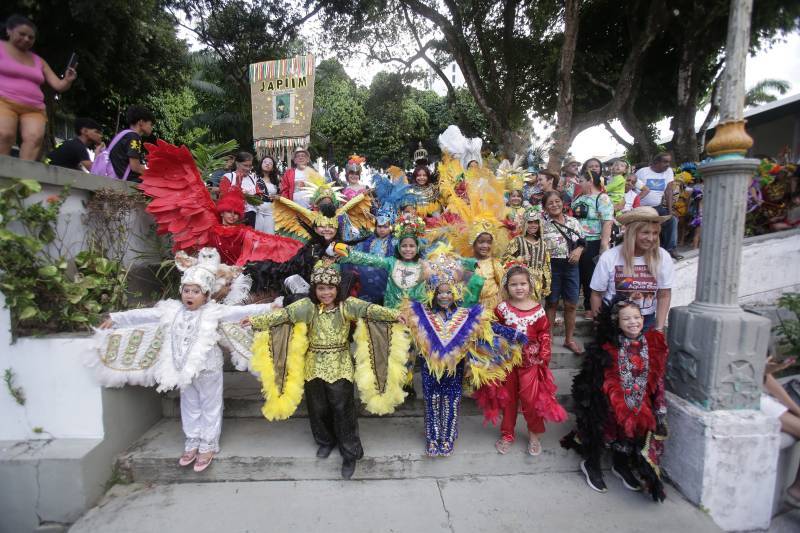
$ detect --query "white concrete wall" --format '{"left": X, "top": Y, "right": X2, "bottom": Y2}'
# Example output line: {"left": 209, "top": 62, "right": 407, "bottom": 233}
{"left": 664, "top": 392, "right": 781, "bottom": 531}
{"left": 672, "top": 228, "right": 800, "bottom": 308}
{"left": 0, "top": 294, "right": 105, "bottom": 441}
{"left": 0, "top": 155, "right": 154, "bottom": 267}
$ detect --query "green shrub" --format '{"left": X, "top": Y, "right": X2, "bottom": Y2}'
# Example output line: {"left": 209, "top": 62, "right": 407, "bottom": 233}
{"left": 0, "top": 179, "right": 129, "bottom": 336}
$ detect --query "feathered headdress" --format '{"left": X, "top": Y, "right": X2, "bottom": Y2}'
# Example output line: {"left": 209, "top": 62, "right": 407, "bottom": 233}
{"left": 303, "top": 169, "right": 344, "bottom": 207}
{"left": 216, "top": 186, "right": 245, "bottom": 218}
{"left": 345, "top": 154, "right": 366, "bottom": 174}
{"left": 441, "top": 172, "right": 509, "bottom": 257}
{"left": 386, "top": 165, "right": 407, "bottom": 184}
{"left": 422, "top": 243, "right": 466, "bottom": 305}
{"left": 496, "top": 155, "right": 529, "bottom": 192}
{"left": 180, "top": 264, "right": 216, "bottom": 294}
{"left": 393, "top": 213, "right": 426, "bottom": 241}
{"left": 373, "top": 174, "right": 414, "bottom": 226}
{"left": 438, "top": 125, "right": 483, "bottom": 170}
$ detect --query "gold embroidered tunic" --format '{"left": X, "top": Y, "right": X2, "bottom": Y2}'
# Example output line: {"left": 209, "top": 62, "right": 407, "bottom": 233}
{"left": 251, "top": 298, "right": 399, "bottom": 383}
{"left": 410, "top": 183, "right": 441, "bottom": 217}
{"left": 502, "top": 236, "right": 552, "bottom": 301}
{"left": 475, "top": 257, "right": 504, "bottom": 311}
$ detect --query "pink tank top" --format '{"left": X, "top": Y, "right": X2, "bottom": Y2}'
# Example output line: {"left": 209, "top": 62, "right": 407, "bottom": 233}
{"left": 0, "top": 43, "right": 45, "bottom": 109}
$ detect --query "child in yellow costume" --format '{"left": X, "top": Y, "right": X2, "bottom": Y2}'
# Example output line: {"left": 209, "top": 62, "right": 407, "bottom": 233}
{"left": 248, "top": 263, "right": 409, "bottom": 479}
{"left": 439, "top": 175, "right": 509, "bottom": 311}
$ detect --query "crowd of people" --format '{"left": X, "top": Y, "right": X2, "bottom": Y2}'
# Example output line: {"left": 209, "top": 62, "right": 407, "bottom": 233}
{"left": 86, "top": 124, "right": 680, "bottom": 501}
{"left": 5, "top": 11, "right": 797, "bottom": 508}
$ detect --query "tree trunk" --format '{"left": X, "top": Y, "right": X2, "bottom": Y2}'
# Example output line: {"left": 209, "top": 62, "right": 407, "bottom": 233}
{"left": 619, "top": 108, "right": 657, "bottom": 162}
{"left": 547, "top": 0, "right": 580, "bottom": 171}
{"left": 670, "top": 41, "right": 700, "bottom": 162}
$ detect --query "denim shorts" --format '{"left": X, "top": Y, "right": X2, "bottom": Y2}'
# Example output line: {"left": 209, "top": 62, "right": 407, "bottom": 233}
{"left": 547, "top": 258, "right": 580, "bottom": 304}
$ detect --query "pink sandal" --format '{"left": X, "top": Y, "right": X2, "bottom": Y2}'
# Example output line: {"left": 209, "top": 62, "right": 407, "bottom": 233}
{"left": 495, "top": 438, "right": 512, "bottom": 455}
{"left": 178, "top": 449, "right": 197, "bottom": 467}
{"left": 193, "top": 452, "right": 214, "bottom": 472}
{"left": 528, "top": 439, "right": 543, "bottom": 456}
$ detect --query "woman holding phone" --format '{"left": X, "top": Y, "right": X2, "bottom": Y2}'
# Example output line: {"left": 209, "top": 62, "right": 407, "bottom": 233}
{"left": 0, "top": 15, "right": 77, "bottom": 160}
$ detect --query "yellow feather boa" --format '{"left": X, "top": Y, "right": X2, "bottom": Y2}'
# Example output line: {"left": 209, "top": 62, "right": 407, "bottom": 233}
{"left": 251, "top": 323, "right": 308, "bottom": 421}
{"left": 353, "top": 319, "right": 410, "bottom": 415}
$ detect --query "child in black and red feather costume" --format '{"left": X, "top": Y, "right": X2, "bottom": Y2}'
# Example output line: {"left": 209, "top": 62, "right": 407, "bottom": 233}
{"left": 561, "top": 298, "right": 669, "bottom": 501}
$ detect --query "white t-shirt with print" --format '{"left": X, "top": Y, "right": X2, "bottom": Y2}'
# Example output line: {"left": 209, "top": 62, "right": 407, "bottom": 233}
{"left": 635, "top": 166, "right": 674, "bottom": 207}
{"left": 590, "top": 246, "right": 674, "bottom": 316}
{"left": 292, "top": 168, "right": 311, "bottom": 208}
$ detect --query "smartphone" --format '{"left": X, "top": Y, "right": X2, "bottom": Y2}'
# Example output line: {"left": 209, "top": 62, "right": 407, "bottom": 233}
{"left": 66, "top": 52, "right": 78, "bottom": 72}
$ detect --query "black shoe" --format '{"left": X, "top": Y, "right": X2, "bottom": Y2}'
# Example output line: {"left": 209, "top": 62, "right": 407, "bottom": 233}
{"left": 580, "top": 460, "right": 607, "bottom": 493}
{"left": 341, "top": 459, "right": 356, "bottom": 479}
{"left": 611, "top": 464, "right": 642, "bottom": 491}
{"left": 669, "top": 251, "right": 684, "bottom": 261}
{"left": 317, "top": 444, "right": 334, "bottom": 458}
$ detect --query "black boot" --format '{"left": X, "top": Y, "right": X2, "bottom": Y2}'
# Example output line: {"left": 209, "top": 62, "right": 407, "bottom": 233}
{"left": 580, "top": 459, "right": 607, "bottom": 493}
{"left": 317, "top": 444, "right": 335, "bottom": 458}
{"left": 341, "top": 459, "right": 356, "bottom": 479}
{"left": 612, "top": 452, "right": 641, "bottom": 491}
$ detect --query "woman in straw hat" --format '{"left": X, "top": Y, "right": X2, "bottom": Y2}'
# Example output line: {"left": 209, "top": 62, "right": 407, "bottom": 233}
{"left": 588, "top": 207, "right": 675, "bottom": 332}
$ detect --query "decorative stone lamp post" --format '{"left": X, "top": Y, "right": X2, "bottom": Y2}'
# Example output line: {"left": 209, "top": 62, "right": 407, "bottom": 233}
{"left": 662, "top": 1, "right": 779, "bottom": 530}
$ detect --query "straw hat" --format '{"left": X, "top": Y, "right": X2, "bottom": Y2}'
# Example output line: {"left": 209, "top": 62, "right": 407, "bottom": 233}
{"left": 561, "top": 156, "right": 579, "bottom": 170}
{"left": 616, "top": 206, "right": 671, "bottom": 225}
{"left": 293, "top": 146, "right": 310, "bottom": 158}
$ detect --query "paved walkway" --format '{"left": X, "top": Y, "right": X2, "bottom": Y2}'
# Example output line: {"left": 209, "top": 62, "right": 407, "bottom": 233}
{"left": 71, "top": 473, "right": 720, "bottom": 533}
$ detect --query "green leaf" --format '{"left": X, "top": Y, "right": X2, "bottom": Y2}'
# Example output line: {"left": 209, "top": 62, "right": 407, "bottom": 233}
{"left": 37, "top": 265, "right": 59, "bottom": 278}
{"left": 18, "top": 179, "right": 42, "bottom": 194}
{"left": 70, "top": 314, "right": 89, "bottom": 323}
{"left": 65, "top": 286, "right": 88, "bottom": 304}
{"left": 19, "top": 306, "right": 37, "bottom": 320}
{"left": 0, "top": 229, "right": 16, "bottom": 241}
{"left": 77, "top": 276, "right": 101, "bottom": 289}
{"left": 94, "top": 258, "right": 113, "bottom": 275}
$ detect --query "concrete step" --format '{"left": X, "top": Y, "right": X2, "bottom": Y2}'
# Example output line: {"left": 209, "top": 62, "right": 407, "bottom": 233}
{"left": 116, "top": 415, "right": 581, "bottom": 484}
{"left": 162, "top": 368, "right": 579, "bottom": 418}
{"left": 550, "top": 314, "right": 595, "bottom": 338}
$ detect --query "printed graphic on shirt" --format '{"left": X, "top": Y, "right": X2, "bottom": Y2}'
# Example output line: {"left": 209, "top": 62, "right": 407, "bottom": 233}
{"left": 644, "top": 177, "right": 667, "bottom": 191}
{"left": 613, "top": 265, "right": 658, "bottom": 315}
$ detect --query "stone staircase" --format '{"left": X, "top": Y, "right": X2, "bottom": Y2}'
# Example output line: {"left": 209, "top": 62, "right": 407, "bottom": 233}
{"left": 116, "top": 316, "right": 595, "bottom": 484}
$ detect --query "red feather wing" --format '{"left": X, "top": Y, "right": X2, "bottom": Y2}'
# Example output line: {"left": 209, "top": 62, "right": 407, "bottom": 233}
{"left": 235, "top": 227, "right": 304, "bottom": 266}
{"left": 138, "top": 140, "right": 219, "bottom": 252}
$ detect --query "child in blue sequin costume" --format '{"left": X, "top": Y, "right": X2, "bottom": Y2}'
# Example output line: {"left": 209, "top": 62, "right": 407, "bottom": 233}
{"left": 401, "top": 245, "right": 524, "bottom": 456}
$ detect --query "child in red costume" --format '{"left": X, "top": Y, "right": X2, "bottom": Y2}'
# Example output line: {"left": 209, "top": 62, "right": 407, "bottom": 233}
{"left": 561, "top": 299, "right": 669, "bottom": 501}
{"left": 491, "top": 263, "right": 567, "bottom": 456}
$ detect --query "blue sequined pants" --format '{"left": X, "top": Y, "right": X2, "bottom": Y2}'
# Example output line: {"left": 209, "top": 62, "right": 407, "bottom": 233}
{"left": 422, "top": 360, "right": 464, "bottom": 456}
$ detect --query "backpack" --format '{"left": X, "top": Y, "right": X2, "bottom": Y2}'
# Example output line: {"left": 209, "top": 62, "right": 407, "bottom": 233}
{"left": 90, "top": 129, "right": 134, "bottom": 180}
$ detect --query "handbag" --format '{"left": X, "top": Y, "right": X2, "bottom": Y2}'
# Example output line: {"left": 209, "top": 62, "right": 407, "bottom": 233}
{"left": 550, "top": 219, "right": 585, "bottom": 253}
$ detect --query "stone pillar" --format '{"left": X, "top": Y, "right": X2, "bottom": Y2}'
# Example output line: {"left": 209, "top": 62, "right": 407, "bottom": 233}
{"left": 662, "top": 0, "right": 780, "bottom": 530}
{"left": 667, "top": 158, "right": 771, "bottom": 410}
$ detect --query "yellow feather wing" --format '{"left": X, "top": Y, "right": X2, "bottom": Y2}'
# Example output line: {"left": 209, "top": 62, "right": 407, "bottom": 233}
{"left": 274, "top": 196, "right": 313, "bottom": 242}
{"left": 337, "top": 192, "right": 375, "bottom": 233}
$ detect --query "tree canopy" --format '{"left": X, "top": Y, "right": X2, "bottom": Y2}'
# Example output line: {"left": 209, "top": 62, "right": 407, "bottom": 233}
{"left": 2, "top": 1, "right": 190, "bottom": 138}
{"left": 318, "top": 0, "right": 800, "bottom": 164}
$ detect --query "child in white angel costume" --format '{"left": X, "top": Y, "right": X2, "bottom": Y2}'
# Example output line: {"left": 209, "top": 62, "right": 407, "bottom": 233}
{"left": 88, "top": 255, "right": 281, "bottom": 472}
